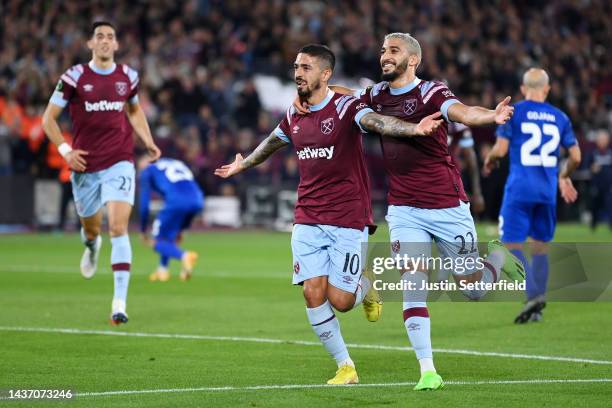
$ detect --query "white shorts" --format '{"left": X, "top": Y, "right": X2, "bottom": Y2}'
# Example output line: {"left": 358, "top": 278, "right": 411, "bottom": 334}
{"left": 71, "top": 161, "right": 135, "bottom": 218}
{"left": 291, "top": 224, "right": 368, "bottom": 293}
{"left": 386, "top": 202, "right": 480, "bottom": 276}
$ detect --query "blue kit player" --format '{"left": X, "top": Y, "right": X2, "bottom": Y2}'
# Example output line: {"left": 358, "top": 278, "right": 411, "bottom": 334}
{"left": 484, "top": 68, "right": 582, "bottom": 323}
{"left": 138, "top": 157, "right": 204, "bottom": 281}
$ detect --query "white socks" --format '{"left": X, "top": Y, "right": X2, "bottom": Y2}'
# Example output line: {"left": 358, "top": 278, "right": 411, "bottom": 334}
{"left": 353, "top": 275, "right": 371, "bottom": 308}
{"left": 402, "top": 271, "right": 436, "bottom": 373}
{"left": 483, "top": 249, "right": 505, "bottom": 283}
{"left": 306, "top": 300, "right": 352, "bottom": 367}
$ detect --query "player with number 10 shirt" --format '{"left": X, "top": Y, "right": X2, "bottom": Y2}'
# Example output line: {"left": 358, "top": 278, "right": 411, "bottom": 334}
{"left": 215, "top": 44, "right": 443, "bottom": 385}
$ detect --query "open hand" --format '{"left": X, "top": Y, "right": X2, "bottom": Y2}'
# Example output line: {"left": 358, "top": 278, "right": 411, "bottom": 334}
{"left": 494, "top": 96, "right": 514, "bottom": 124}
{"left": 482, "top": 154, "right": 499, "bottom": 176}
{"left": 415, "top": 112, "right": 443, "bottom": 136}
{"left": 559, "top": 177, "right": 578, "bottom": 203}
{"left": 214, "top": 153, "right": 245, "bottom": 178}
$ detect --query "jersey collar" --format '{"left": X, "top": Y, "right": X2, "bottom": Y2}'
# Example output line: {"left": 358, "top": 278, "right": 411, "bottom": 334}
{"left": 389, "top": 77, "right": 421, "bottom": 95}
{"left": 309, "top": 89, "right": 335, "bottom": 112}
{"left": 89, "top": 61, "right": 116, "bottom": 75}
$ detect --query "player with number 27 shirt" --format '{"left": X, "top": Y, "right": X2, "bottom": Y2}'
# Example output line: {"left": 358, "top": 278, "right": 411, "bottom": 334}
{"left": 41, "top": 21, "right": 161, "bottom": 325}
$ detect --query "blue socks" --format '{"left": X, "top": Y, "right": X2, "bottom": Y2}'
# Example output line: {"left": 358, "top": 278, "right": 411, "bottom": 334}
{"left": 154, "top": 240, "right": 184, "bottom": 261}
{"left": 111, "top": 234, "right": 132, "bottom": 309}
{"left": 531, "top": 254, "right": 549, "bottom": 299}
{"left": 160, "top": 255, "right": 170, "bottom": 268}
{"left": 512, "top": 249, "right": 548, "bottom": 300}
{"left": 306, "top": 300, "right": 352, "bottom": 367}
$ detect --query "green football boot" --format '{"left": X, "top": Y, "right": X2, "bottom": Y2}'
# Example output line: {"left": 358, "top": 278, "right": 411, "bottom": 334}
{"left": 414, "top": 371, "right": 444, "bottom": 391}
{"left": 487, "top": 240, "right": 526, "bottom": 282}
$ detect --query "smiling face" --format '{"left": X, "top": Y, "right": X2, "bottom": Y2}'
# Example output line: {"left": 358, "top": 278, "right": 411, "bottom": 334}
{"left": 380, "top": 37, "right": 418, "bottom": 82}
{"left": 293, "top": 53, "right": 331, "bottom": 99}
{"left": 87, "top": 24, "right": 118, "bottom": 62}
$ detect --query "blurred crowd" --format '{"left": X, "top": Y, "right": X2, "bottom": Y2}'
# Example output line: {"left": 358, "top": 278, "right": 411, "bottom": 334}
{"left": 1, "top": 0, "right": 611, "bottom": 223}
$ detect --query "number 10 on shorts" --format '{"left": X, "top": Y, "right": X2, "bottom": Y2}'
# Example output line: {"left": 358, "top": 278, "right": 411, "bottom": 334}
{"left": 343, "top": 252, "right": 360, "bottom": 275}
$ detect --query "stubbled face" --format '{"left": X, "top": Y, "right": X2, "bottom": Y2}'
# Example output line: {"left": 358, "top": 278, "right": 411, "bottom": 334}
{"left": 294, "top": 53, "right": 327, "bottom": 98}
{"left": 88, "top": 25, "right": 118, "bottom": 61}
{"left": 380, "top": 38, "right": 410, "bottom": 81}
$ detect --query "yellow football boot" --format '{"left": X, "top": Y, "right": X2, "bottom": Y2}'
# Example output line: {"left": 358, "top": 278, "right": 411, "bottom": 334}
{"left": 149, "top": 267, "right": 170, "bottom": 282}
{"left": 326, "top": 365, "right": 359, "bottom": 385}
{"left": 180, "top": 251, "right": 198, "bottom": 281}
{"left": 362, "top": 268, "right": 383, "bottom": 322}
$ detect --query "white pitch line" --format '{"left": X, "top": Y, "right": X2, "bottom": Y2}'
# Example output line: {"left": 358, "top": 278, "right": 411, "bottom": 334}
{"left": 73, "top": 378, "right": 612, "bottom": 397}
{"left": 0, "top": 265, "right": 285, "bottom": 278}
{"left": 1, "top": 326, "right": 611, "bottom": 366}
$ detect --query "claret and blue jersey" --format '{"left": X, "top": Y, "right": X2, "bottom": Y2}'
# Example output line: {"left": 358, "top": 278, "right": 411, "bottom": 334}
{"left": 496, "top": 100, "right": 577, "bottom": 242}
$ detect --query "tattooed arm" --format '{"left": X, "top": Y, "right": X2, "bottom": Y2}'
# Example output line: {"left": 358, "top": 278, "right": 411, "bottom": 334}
{"left": 214, "top": 132, "right": 289, "bottom": 178}
{"left": 359, "top": 111, "right": 443, "bottom": 137}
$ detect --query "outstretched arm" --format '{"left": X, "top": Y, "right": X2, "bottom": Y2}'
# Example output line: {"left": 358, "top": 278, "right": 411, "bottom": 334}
{"left": 293, "top": 85, "right": 357, "bottom": 115}
{"left": 359, "top": 111, "right": 443, "bottom": 137}
{"left": 214, "top": 132, "right": 289, "bottom": 178}
{"left": 329, "top": 85, "right": 356, "bottom": 96}
{"left": 448, "top": 96, "right": 514, "bottom": 127}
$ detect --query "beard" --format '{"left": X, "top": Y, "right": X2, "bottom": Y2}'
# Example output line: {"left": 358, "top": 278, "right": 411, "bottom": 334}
{"left": 297, "top": 87, "right": 311, "bottom": 98}
{"left": 296, "top": 78, "right": 321, "bottom": 98}
{"left": 381, "top": 59, "right": 408, "bottom": 81}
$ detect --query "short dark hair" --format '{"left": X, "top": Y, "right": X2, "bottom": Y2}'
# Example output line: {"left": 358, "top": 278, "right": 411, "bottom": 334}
{"left": 91, "top": 21, "right": 116, "bottom": 37}
{"left": 297, "top": 44, "right": 335, "bottom": 71}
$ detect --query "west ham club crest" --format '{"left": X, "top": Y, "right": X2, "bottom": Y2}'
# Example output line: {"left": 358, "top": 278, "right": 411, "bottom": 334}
{"left": 392, "top": 240, "right": 401, "bottom": 253}
{"left": 115, "top": 81, "right": 128, "bottom": 96}
{"left": 403, "top": 98, "right": 417, "bottom": 115}
{"left": 321, "top": 118, "right": 334, "bottom": 135}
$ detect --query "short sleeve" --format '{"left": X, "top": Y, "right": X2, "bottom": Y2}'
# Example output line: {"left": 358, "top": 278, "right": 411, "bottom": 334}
{"left": 273, "top": 107, "right": 293, "bottom": 143}
{"left": 560, "top": 115, "right": 577, "bottom": 148}
{"left": 496, "top": 119, "right": 513, "bottom": 140}
{"left": 420, "top": 81, "right": 461, "bottom": 121}
{"left": 50, "top": 65, "right": 83, "bottom": 108}
{"left": 123, "top": 65, "right": 140, "bottom": 104}
{"left": 336, "top": 96, "right": 373, "bottom": 133}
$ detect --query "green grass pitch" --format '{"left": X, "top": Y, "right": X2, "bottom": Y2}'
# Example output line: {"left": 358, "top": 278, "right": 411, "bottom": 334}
{"left": 0, "top": 224, "right": 611, "bottom": 407}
